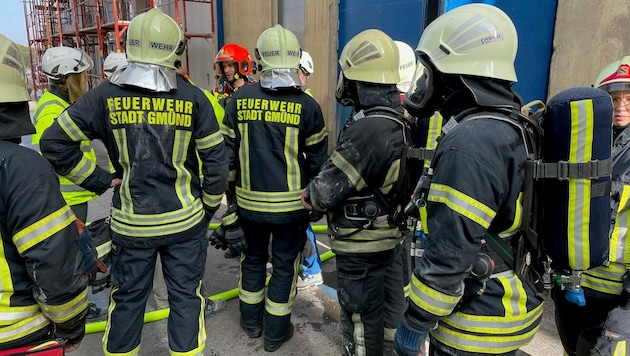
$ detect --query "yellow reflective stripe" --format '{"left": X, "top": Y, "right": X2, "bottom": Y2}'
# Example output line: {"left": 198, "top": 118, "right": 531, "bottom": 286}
{"left": 239, "top": 287, "right": 265, "bottom": 305}
{"left": 13, "top": 205, "right": 75, "bottom": 254}
{"left": 265, "top": 251, "right": 301, "bottom": 316}
{"left": 96, "top": 240, "right": 112, "bottom": 259}
{"left": 222, "top": 211, "right": 238, "bottom": 225}
{"left": 59, "top": 183, "right": 89, "bottom": 193}
{"left": 428, "top": 183, "right": 496, "bottom": 229}
{"left": 497, "top": 274, "right": 527, "bottom": 316}
{"left": 0, "top": 313, "right": 49, "bottom": 343}
{"left": 113, "top": 199, "right": 203, "bottom": 225}
{"left": 432, "top": 318, "right": 540, "bottom": 354}
{"left": 39, "top": 287, "right": 88, "bottom": 323}
{"left": 425, "top": 112, "right": 443, "bottom": 169}
{"left": 195, "top": 130, "right": 224, "bottom": 150}
{"left": 330, "top": 238, "right": 402, "bottom": 254}
{"left": 202, "top": 192, "right": 223, "bottom": 209}
{"left": 57, "top": 111, "right": 90, "bottom": 142}
{"left": 236, "top": 196, "right": 304, "bottom": 213}
{"left": 611, "top": 185, "right": 630, "bottom": 265}
{"left": 222, "top": 125, "right": 236, "bottom": 139}
{"left": 502, "top": 193, "right": 523, "bottom": 234}
{"left": 330, "top": 151, "right": 367, "bottom": 191}
{"left": 184, "top": 280, "right": 206, "bottom": 356}
{"left": 238, "top": 123, "right": 251, "bottom": 189}
{"left": 235, "top": 187, "right": 304, "bottom": 212}
{"left": 228, "top": 170, "right": 236, "bottom": 181}
{"left": 409, "top": 274, "right": 460, "bottom": 316}
{"left": 582, "top": 263, "right": 626, "bottom": 294}
{"left": 0, "top": 305, "right": 38, "bottom": 325}
{"left": 112, "top": 209, "right": 205, "bottom": 237}
{"left": 113, "top": 129, "right": 133, "bottom": 214}
{"left": 236, "top": 188, "right": 302, "bottom": 202}
{"left": 380, "top": 159, "right": 400, "bottom": 195}
{"left": 614, "top": 340, "right": 627, "bottom": 356}
{"left": 403, "top": 283, "right": 410, "bottom": 299}
{"left": 305, "top": 127, "right": 327, "bottom": 146}
{"left": 63, "top": 155, "right": 97, "bottom": 185}
{"left": 104, "top": 344, "right": 140, "bottom": 356}
{"left": 352, "top": 313, "right": 367, "bottom": 355}
{"left": 285, "top": 126, "right": 300, "bottom": 192}
{"left": 32, "top": 98, "right": 67, "bottom": 126}
{"left": 384, "top": 327, "right": 396, "bottom": 342}
{"left": 568, "top": 99, "right": 594, "bottom": 270}
{"left": 173, "top": 131, "right": 195, "bottom": 206}
{"left": 0, "top": 235, "right": 12, "bottom": 309}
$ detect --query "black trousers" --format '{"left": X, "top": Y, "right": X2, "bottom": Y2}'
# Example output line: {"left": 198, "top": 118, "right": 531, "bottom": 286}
{"left": 103, "top": 234, "right": 208, "bottom": 354}
{"left": 239, "top": 218, "right": 308, "bottom": 341}
{"left": 337, "top": 244, "right": 405, "bottom": 356}
{"left": 552, "top": 286, "right": 620, "bottom": 356}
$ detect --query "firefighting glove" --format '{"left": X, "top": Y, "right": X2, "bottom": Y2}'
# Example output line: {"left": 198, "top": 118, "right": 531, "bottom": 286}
{"left": 77, "top": 220, "right": 107, "bottom": 284}
{"left": 208, "top": 225, "right": 228, "bottom": 250}
{"left": 593, "top": 307, "right": 630, "bottom": 355}
{"left": 394, "top": 317, "right": 429, "bottom": 356}
{"left": 223, "top": 222, "right": 247, "bottom": 255}
{"left": 308, "top": 209, "right": 324, "bottom": 222}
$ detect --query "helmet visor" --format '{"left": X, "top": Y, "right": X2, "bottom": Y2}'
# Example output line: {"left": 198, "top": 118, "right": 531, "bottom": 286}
{"left": 600, "top": 82, "right": 630, "bottom": 94}
{"left": 404, "top": 58, "right": 433, "bottom": 110}
{"left": 76, "top": 49, "right": 94, "bottom": 72}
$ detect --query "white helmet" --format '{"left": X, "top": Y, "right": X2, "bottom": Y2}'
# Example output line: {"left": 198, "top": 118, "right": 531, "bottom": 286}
{"left": 394, "top": 41, "right": 416, "bottom": 93}
{"left": 103, "top": 52, "right": 128, "bottom": 77}
{"left": 41, "top": 46, "right": 93, "bottom": 81}
{"left": 299, "top": 51, "right": 314, "bottom": 75}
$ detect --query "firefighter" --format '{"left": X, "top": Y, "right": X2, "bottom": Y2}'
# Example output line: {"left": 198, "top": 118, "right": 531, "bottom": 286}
{"left": 221, "top": 24, "right": 328, "bottom": 352}
{"left": 209, "top": 42, "right": 255, "bottom": 259}
{"left": 213, "top": 43, "right": 256, "bottom": 107}
{"left": 0, "top": 33, "right": 89, "bottom": 353}
{"left": 303, "top": 29, "right": 411, "bottom": 356}
{"left": 103, "top": 52, "right": 128, "bottom": 78}
{"left": 551, "top": 57, "right": 630, "bottom": 356}
{"left": 39, "top": 8, "right": 227, "bottom": 355}
{"left": 392, "top": 4, "right": 544, "bottom": 355}
{"left": 31, "top": 46, "right": 97, "bottom": 222}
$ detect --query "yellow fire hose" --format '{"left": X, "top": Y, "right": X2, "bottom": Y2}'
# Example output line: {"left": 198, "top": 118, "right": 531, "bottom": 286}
{"left": 85, "top": 224, "right": 334, "bottom": 334}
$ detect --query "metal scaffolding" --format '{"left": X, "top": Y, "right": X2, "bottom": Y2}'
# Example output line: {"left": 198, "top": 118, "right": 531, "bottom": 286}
{"left": 23, "top": 0, "right": 215, "bottom": 100}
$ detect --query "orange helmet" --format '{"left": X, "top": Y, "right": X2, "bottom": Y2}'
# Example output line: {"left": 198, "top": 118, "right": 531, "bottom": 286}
{"left": 215, "top": 43, "right": 253, "bottom": 79}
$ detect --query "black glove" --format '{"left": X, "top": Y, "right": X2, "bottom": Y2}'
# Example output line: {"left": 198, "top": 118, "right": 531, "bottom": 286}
{"left": 208, "top": 225, "right": 228, "bottom": 250}
{"left": 224, "top": 222, "right": 247, "bottom": 254}
{"left": 77, "top": 220, "right": 106, "bottom": 284}
{"left": 593, "top": 307, "right": 630, "bottom": 355}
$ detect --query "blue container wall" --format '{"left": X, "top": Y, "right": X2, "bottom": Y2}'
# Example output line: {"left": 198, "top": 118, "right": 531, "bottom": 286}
{"left": 338, "top": 0, "right": 557, "bottom": 104}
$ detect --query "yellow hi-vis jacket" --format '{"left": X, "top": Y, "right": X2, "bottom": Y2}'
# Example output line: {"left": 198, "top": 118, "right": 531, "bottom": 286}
{"left": 31, "top": 90, "right": 99, "bottom": 207}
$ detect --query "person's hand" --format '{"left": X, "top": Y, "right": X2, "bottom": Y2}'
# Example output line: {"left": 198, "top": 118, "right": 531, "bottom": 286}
{"left": 224, "top": 224, "right": 247, "bottom": 254}
{"left": 64, "top": 341, "right": 81, "bottom": 353}
{"left": 208, "top": 225, "right": 228, "bottom": 250}
{"left": 110, "top": 178, "right": 122, "bottom": 187}
{"left": 301, "top": 189, "right": 313, "bottom": 210}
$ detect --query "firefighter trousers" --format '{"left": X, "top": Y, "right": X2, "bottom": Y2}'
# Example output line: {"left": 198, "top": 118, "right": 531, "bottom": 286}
{"left": 103, "top": 234, "right": 208, "bottom": 355}
{"left": 337, "top": 244, "right": 405, "bottom": 356}
{"left": 239, "top": 218, "right": 308, "bottom": 341}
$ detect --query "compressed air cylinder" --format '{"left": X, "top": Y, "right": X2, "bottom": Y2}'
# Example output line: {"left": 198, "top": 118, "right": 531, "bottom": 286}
{"left": 541, "top": 87, "right": 612, "bottom": 271}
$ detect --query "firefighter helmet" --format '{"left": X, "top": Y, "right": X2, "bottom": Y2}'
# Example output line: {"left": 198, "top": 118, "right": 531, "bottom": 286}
{"left": 415, "top": 3, "right": 518, "bottom": 82}
{"left": 215, "top": 43, "right": 253, "bottom": 78}
{"left": 594, "top": 56, "right": 630, "bottom": 93}
{"left": 255, "top": 24, "right": 301, "bottom": 72}
{"left": 395, "top": 40, "right": 416, "bottom": 93}
{"left": 338, "top": 29, "right": 400, "bottom": 85}
{"left": 126, "top": 8, "right": 186, "bottom": 69}
{"left": 41, "top": 46, "right": 94, "bottom": 82}
{"left": 103, "top": 52, "right": 128, "bottom": 77}
{"left": 299, "top": 50, "right": 314, "bottom": 75}
{"left": 0, "top": 33, "right": 30, "bottom": 103}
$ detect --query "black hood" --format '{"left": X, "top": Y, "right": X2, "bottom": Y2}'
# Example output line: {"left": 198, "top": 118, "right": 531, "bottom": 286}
{"left": 355, "top": 82, "right": 403, "bottom": 112}
{"left": 439, "top": 76, "right": 522, "bottom": 119}
{"left": 0, "top": 102, "right": 34, "bottom": 140}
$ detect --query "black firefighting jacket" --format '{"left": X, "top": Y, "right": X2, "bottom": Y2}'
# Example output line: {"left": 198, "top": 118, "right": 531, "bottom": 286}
{"left": 308, "top": 106, "right": 410, "bottom": 254}
{"left": 405, "top": 103, "right": 544, "bottom": 352}
{"left": 40, "top": 75, "right": 228, "bottom": 248}
{"left": 0, "top": 141, "right": 88, "bottom": 348}
{"left": 222, "top": 83, "right": 328, "bottom": 224}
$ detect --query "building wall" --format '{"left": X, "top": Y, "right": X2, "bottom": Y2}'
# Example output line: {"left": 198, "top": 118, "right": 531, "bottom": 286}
{"left": 548, "top": 0, "right": 630, "bottom": 98}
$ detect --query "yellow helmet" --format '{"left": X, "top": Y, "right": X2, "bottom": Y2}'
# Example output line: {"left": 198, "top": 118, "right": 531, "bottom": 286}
{"left": 395, "top": 40, "right": 416, "bottom": 93}
{"left": 339, "top": 29, "right": 399, "bottom": 84}
{"left": 126, "top": 8, "right": 186, "bottom": 69}
{"left": 255, "top": 24, "right": 301, "bottom": 71}
{"left": 0, "top": 33, "right": 30, "bottom": 103}
{"left": 594, "top": 56, "right": 630, "bottom": 93}
{"left": 416, "top": 3, "right": 518, "bottom": 82}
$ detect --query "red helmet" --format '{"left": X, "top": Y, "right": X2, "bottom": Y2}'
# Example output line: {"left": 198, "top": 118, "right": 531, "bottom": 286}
{"left": 215, "top": 43, "right": 253, "bottom": 78}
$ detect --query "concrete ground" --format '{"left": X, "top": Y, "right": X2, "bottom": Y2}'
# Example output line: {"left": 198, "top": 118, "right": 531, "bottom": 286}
{"left": 23, "top": 104, "right": 564, "bottom": 355}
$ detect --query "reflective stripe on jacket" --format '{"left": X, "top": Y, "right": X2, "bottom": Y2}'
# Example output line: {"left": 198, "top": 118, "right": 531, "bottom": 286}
{"left": 32, "top": 90, "right": 99, "bottom": 206}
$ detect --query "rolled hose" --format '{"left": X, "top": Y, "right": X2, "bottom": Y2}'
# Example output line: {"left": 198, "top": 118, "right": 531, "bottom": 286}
{"left": 85, "top": 224, "right": 333, "bottom": 334}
